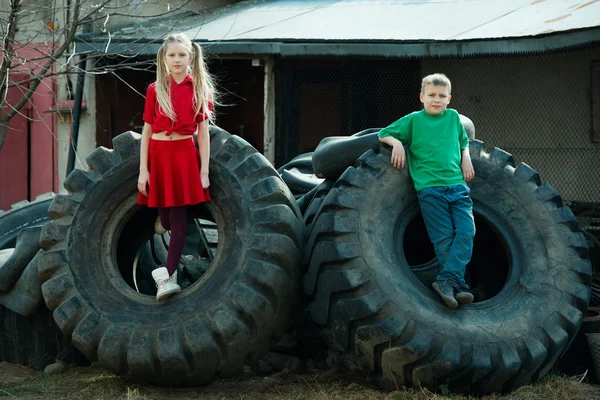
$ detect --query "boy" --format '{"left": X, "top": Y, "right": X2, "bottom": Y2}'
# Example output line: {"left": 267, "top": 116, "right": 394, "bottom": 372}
{"left": 378, "top": 73, "right": 475, "bottom": 309}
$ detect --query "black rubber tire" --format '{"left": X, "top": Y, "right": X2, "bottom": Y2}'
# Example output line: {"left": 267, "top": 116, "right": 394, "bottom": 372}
{"left": 0, "top": 304, "right": 89, "bottom": 370}
{"left": 0, "top": 193, "right": 87, "bottom": 370}
{"left": 279, "top": 168, "right": 324, "bottom": 198}
{"left": 459, "top": 114, "right": 476, "bottom": 140}
{"left": 352, "top": 128, "right": 383, "bottom": 138}
{"left": 302, "top": 179, "right": 335, "bottom": 230}
{"left": 0, "top": 194, "right": 54, "bottom": 314}
{"left": 303, "top": 140, "right": 591, "bottom": 394}
{"left": 37, "top": 127, "right": 304, "bottom": 386}
{"left": 0, "top": 193, "right": 54, "bottom": 249}
{"left": 0, "top": 237, "right": 45, "bottom": 317}
{"left": 313, "top": 116, "right": 475, "bottom": 179}
{"left": 584, "top": 307, "right": 600, "bottom": 334}
{"left": 0, "top": 226, "right": 42, "bottom": 292}
{"left": 276, "top": 152, "right": 314, "bottom": 176}
{"left": 295, "top": 184, "right": 320, "bottom": 216}
{"left": 312, "top": 132, "right": 380, "bottom": 179}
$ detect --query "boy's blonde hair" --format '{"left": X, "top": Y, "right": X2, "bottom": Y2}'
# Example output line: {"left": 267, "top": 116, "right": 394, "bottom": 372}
{"left": 421, "top": 73, "right": 451, "bottom": 94}
{"left": 155, "top": 33, "right": 217, "bottom": 124}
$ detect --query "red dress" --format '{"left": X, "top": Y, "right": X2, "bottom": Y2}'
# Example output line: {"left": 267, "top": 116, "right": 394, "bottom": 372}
{"left": 137, "top": 75, "right": 211, "bottom": 208}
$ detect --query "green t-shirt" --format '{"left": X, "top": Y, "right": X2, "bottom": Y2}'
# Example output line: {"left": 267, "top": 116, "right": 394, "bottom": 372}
{"left": 378, "top": 109, "right": 469, "bottom": 191}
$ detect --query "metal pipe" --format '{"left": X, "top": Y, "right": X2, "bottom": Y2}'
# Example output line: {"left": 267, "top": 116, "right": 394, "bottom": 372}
{"left": 66, "top": 55, "right": 87, "bottom": 176}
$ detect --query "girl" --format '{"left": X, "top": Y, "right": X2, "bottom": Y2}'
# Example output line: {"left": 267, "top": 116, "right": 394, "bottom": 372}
{"left": 137, "top": 33, "right": 216, "bottom": 302}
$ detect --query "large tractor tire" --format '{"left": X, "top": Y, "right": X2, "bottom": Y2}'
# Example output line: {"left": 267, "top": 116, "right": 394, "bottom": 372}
{"left": 303, "top": 140, "right": 591, "bottom": 394}
{"left": 0, "top": 193, "right": 54, "bottom": 248}
{"left": 0, "top": 193, "right": 86, "bottom": 370}
{"left": 0, "top": 196, "right": 53, "bottom": 314}
{"left": 0, "top": 303, "right": 88, "bottom": 370}
{"left": 37, "top": 127, "right": 304, "bottom": 386}
{"left": 312, "top": 115, "right": 475, "bottom": 179}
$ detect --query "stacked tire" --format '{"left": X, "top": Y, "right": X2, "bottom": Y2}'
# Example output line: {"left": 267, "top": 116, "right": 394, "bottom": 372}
{"left": 0, "top": 120, "right": 591, "bottom": 395}
{"left": 0, "top": 194, "right": 86, "bottom": 370}
{"left": 278, "top": 122, "right": 592, "bottom": 394}
{"left": 37, "top": 127, "right": 304, "bottom": 385}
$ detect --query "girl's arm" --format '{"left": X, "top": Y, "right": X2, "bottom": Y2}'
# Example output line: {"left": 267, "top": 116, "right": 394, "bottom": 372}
{"left": 198, "top": 119, "right": 210, "bottom": 188}
{"left": 137, "top": 122, "right": 152, "bottom": 196}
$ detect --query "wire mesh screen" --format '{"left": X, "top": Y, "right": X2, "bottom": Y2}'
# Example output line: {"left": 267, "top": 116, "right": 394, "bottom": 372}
{"left": 275, "top": 47, "right": 600, "bottom": 205}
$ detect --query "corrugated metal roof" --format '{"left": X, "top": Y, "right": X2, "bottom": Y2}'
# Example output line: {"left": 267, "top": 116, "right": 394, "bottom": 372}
{"left": 76, "top": 0, "right": 600, "bottom": 57}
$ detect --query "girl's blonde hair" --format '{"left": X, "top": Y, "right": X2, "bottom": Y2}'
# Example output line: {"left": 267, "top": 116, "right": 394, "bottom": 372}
{"left": 155, "top": 33, "right": 217, "bottom": 124}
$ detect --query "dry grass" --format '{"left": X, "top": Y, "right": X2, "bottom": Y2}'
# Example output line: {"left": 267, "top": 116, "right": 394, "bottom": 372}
{"left": 1, "top": 364, "right": 599, "bottom": 400}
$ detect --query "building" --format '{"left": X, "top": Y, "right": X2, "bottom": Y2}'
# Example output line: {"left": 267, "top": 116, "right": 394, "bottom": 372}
{"left": 0, "top": 0, "right": 236, "bottom": 209}
{"left": 67, "top": 0, "right": 600, "bottom": 203}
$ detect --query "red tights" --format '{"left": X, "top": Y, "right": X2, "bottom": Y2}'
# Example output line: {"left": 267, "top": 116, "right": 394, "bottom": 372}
{"left": 158, "top": 206, "right": 187, "bottom": 275}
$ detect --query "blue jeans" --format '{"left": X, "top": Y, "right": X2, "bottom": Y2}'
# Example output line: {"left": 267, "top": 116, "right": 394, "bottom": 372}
{"left": 417, "top": 185, "right": 475, "bottom": 285}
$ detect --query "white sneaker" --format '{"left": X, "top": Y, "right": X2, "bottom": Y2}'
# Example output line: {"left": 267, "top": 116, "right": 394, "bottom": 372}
{"left": 154, "top": 216, "right": 167, "bottom": 235}
{"left": 151, "top": 267, "right": 180, "bottom": 302}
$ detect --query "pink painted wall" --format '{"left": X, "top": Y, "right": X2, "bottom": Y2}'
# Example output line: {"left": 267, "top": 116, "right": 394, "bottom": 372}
{"left": 0, "top": 44, "right": 58, "bottom": 209}
{"left": 0, "top": 75, "right": 29, "bottom": 209}
{"left": 17, "top": 45, "right": 58, "bottom": 197}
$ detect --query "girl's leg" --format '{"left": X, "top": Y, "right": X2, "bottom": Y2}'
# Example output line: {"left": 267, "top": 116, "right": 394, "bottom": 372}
{"left": 158, "top": 208, "right": 171, "bottom": 230}
{"left": 165, "top": 206, "right": 187, "bottom": 275}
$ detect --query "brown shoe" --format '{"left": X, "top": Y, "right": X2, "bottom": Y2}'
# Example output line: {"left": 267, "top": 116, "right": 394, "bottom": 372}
{"left": 455, "top": 282, "right": 474, "bottom": 305}
{"left": 432, "top": 280, "right": 458, "bottom": 309}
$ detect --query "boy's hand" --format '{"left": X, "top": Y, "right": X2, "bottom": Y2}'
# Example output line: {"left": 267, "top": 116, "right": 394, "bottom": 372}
{"left": 461, "top": 157, "right": 475, "bottom": 182}
{"left": 391, "top": 143, "right": 406, "bottom": 169}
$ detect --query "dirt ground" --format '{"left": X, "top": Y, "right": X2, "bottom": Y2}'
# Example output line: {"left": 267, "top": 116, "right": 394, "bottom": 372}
{"left": 1, "top": 362, "right": 600, "bottom": 400}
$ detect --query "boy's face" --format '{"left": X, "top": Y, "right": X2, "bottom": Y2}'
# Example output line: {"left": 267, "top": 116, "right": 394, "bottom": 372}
{"left": 420, "top": 84, "right": 451, "bottom": 116}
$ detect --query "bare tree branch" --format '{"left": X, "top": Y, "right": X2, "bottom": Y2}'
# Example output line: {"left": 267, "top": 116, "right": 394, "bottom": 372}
{"left": 0, "top": 0, "right": 21, "bottom": 110}
{"left": 0, "top": 1, "right": 81, "bottom": 145}
{"left": 0, "top": 0, "right": 208, "bottom": 151}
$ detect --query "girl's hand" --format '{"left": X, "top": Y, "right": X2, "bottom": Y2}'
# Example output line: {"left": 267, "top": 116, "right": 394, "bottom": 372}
{"left": 137, "top": 171, "right": 150, "bottom": 196}
{"left": 201, "top": 172, "right": 210, "bottom": 188}
{"left": 391, "top": 143, "right": 406, "bottom": 169}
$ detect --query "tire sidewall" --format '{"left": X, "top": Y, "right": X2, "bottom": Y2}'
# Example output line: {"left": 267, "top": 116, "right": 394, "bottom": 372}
{"left": 355, "top": 147, "right": 577, "bottom": 344}
{"left": 66, "top": 155, "right": 254, "bottom": 329}
{"left": 0, "top": 197, "right": 53, "bottom": 249}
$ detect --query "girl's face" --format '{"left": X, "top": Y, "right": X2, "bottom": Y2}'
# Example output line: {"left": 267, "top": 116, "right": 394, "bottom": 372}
{"left": 164, "top": 43, "right": 192, "bottom": 76}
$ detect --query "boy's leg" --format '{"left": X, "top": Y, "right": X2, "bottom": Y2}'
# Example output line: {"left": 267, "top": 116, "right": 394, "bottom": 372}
{"left": 445, "top": 185, "right": 475, "bottom": 304}
{"left": 417, "top": 187, "right": 454, "bottom": 278}
{"left": 418, "top": 187, "right": 459, "bottom": 308}
{"left": 165, "top": 206, "right": 187, "bottom": 276}
{"left": 446, "top": 185, "right": 475, "bottom": 286}
{"left": 418, "top": 186, "right": 473, "bottom": 308}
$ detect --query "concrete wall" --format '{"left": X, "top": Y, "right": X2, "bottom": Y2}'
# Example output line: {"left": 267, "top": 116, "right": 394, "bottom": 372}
{"left": 422, "top": 46, "right": 600, "bottom": 203}
{"left": 55, "top": 57, "right": 97, "bottom": 189}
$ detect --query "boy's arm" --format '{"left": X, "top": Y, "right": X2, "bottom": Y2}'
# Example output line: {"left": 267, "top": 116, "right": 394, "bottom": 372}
{"left": 378, "top": 116, "right": 410, "bottom": 169}
{"left": 457, "top": 111, "right": 474, "bottom": 182}
{"left": 461, "top": 148, "right": 474, "bottom": 182}
{"left": 379, "top": 136, "right": 406, "bottom": 169}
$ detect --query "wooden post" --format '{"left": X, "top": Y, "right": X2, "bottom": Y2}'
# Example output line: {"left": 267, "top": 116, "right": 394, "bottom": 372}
{"left": 263, "top": 56, "right": 275, "bottom": 164}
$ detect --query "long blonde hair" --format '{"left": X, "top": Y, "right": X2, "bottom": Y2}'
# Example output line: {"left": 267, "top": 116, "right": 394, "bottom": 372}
{"left": 155, "top": 33, "right": 217, "bottom": 124}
